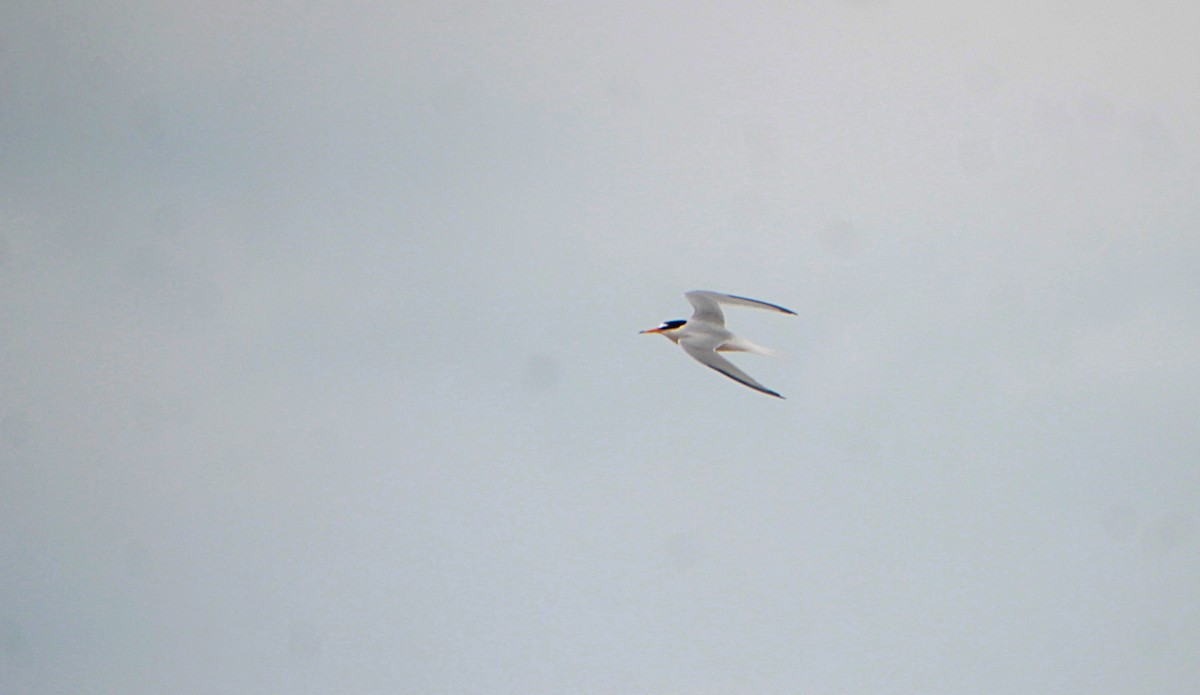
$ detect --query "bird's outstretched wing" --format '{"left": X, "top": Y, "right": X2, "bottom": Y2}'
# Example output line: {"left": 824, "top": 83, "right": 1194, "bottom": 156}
{"left": 684, "top": 290, "right": 797, "bottom": 325}
{"left": 679, "top": 337, "right": 784, "bottom": 398}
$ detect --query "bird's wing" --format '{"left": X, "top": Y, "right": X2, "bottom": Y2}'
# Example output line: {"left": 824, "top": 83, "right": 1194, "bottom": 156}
{"left": 684, "top": 291, "right": 727, "bottom": 325}
{"left": 679, "top": 337, "right": 784, "bottom": 398}
{"left": 684, "top": 291, "right": 797, "bottom": 325}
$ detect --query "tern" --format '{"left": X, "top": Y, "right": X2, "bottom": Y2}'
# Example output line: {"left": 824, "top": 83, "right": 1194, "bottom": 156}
{"left": 640, "top": 290, "right": 796, "bottom": 398}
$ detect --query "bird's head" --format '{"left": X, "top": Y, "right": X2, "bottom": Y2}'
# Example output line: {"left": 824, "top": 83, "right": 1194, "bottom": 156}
{"left": 639, "top": 319, "right": 687, "bottom": 335}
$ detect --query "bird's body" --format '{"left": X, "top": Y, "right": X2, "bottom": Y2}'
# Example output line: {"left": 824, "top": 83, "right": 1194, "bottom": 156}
{"left": 640, "top": 291, "right": 796, "bottom": 398}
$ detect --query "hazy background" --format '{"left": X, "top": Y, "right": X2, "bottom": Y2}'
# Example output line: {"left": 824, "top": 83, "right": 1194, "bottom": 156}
{"left": 2, "top": 2, "right": 1198, "bottom": 693}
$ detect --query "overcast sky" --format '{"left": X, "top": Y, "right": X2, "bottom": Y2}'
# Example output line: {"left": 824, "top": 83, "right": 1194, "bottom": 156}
{"left": 2, "top": 2, "right": 1199, "bottom": 693}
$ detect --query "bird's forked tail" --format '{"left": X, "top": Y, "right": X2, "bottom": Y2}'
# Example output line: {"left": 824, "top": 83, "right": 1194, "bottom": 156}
{"left": 718, "top": 336, "right": 783, "bottom": 357}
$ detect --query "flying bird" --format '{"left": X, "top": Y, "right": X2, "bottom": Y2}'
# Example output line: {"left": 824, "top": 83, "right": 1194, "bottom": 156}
{"left": 640, "top": 290, "right": 796, "bottom": 398}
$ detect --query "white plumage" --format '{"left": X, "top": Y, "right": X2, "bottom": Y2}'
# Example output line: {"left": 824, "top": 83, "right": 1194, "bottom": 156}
{"left": 640, "top": 290, "right": 796, "bottom": 398}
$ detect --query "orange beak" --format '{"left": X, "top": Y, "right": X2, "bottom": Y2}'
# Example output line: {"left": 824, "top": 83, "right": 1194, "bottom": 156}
{"left": 639, "top": 327, "right": 664, "bottom": 334}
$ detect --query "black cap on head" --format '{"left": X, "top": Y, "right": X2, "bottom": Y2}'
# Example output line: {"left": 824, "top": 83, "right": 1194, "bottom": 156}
{"left": 661, "top": 320, "right": 687, "bottom": 330}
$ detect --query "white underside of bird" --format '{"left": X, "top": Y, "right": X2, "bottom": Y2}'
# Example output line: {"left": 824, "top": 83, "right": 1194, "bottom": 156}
{"left": 640, "top": 290, "right": 796, "bottom": 398}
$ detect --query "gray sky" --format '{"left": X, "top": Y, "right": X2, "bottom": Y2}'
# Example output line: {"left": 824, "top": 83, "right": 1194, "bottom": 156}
{"left": 2, "top": 2, "right": 1199, "bottom": 693}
